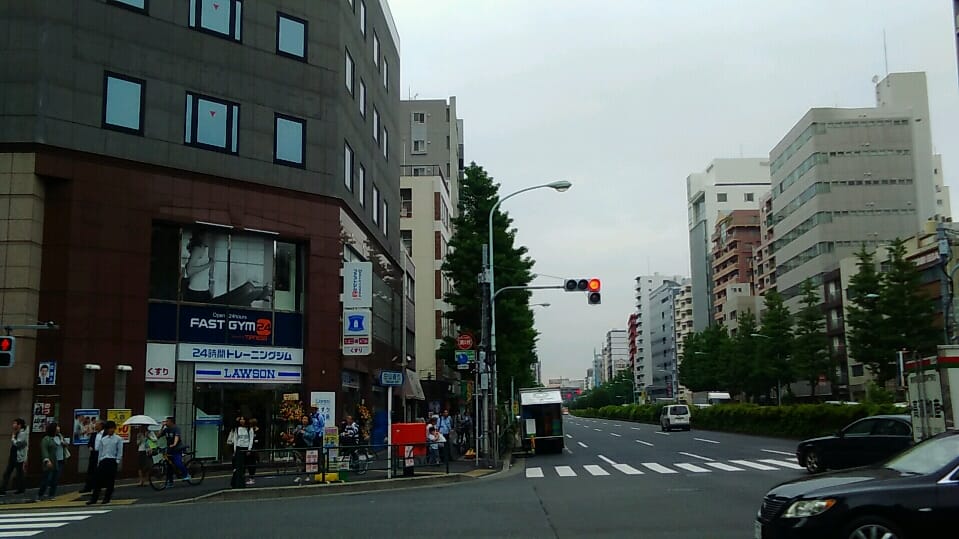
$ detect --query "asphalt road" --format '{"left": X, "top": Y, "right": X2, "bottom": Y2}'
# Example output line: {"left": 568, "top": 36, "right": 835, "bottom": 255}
{"left": 4, "top": 417, "right": 806, "bottom": 538}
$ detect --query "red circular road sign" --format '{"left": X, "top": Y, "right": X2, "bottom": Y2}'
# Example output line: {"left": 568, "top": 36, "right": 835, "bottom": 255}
{"left": 456, "top": 333, "right": 474, "bottom": 350}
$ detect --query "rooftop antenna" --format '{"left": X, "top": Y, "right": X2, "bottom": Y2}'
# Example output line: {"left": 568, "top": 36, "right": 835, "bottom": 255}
{"left": 882, "top": 29, "right": 889, "bottom": 77}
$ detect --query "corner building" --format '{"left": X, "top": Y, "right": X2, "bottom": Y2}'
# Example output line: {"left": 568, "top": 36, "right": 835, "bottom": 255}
{"left": 0, "top": 0, "right": 403, "bottom": 477}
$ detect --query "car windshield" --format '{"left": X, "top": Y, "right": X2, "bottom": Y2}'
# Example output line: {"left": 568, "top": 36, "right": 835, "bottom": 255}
{"left": 884, "top": 434, "right": 959, "bottom": 475}
{"left": 671, "top": 406, "right": 689, "bottom": 415}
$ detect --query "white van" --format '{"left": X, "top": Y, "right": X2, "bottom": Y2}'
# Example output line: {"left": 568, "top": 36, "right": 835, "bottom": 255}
{"left": 660, "top": 404, "right": 691, "bottom": 432}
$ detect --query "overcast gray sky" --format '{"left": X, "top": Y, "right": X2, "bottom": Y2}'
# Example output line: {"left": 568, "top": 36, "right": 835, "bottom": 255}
{"left": 389, "top": 0, "right": 959, "bottom": 382}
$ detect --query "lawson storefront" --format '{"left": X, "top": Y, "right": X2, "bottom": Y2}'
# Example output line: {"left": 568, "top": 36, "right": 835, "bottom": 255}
{"left": 145, "top": 223, "right": 305, "bottom": 459}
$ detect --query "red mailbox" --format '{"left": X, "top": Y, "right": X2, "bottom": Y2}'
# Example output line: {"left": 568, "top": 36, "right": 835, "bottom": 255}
{"left": 392, "top": 422, "right": 427, "bottom": 457}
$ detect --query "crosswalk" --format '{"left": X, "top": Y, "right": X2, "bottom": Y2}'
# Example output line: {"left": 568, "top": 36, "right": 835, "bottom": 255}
{"left": 524, "top": 458, "right": 802, "bottom": 479}
{"left": 0, "top": 509, "right": 109, "bottom": 537}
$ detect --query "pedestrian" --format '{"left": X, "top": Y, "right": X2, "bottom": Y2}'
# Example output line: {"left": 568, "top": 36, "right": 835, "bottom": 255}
{"left": 427, "top": 425, "right": 440, "bottom": 465}
{"left": 38, "top": 422, "right": 69, "bottom": 501}
{"left": 136, "top": 426, "right": 158, "bottom": 487}
{"left": 437, "top": 409, "right": 453, "bottom": 461}
{"left": 86, "top": 421, "right": 123, "bottom": 505}
{"left": 159, "top": 417, "right": 190, "bottom": 487}
{"left": 246, "top": 418, "right": 260, "bottom": 485}
{"left": 0, "top": 418, "right": 28, "bottom": 496}
{"left": 79, "top": 420, "right": 104, "bottom": 493}
{"left": 227, "top": 416, "right": 253, "bottom": 489}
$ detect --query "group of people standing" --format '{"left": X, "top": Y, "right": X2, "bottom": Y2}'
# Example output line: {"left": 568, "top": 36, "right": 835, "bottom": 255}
{"left": 426, "top": 409, "right": 472, "bottom": 464}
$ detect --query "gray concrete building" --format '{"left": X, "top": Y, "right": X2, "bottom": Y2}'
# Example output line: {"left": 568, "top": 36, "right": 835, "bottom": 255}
{"left": 648, "top": 280, "right": 682, "bottom": 401}
{"left": 687, "top": 159, "right": 770, "bottom": 331}
{"left": 602, "top": 329, "right": 629, "bottom": 383}
{"left": 633, "top": 273, "right": 685, "bottom": 400}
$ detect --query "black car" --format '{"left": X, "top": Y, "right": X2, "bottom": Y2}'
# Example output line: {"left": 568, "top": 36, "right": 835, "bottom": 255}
{"left": 796, "top": 414, "right": 913, "bottom": 474}
{"left": 756, "top": 430, "right": 959, "bottom": 539}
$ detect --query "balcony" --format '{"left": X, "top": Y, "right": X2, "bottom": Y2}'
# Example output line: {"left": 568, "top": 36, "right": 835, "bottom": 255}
{"left": 400, "top": 164, "right": 448, "bottom": 194}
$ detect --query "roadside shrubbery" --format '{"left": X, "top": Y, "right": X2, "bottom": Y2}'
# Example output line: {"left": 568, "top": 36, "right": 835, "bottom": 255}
{"left": 571, "top": 403, "right": 903, "bottom": 439}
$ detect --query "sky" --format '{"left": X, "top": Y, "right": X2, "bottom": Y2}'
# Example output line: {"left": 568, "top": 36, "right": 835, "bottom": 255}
{"left": 388, "top": 0, "right": 959, "bottom": 382}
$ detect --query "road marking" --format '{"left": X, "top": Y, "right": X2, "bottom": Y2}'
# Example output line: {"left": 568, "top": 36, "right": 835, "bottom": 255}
{"left": 761, "top": 449, "right": 796, "bottom": 457}
{"left": 613, "top": 463, "right": 644, "bottom": 475}
{"left": 594, "top": 428, "right": 602, "bottom": 432}
{"left": 678, "top": 452, "right": 715, "bottom": 461}
{"left": 0, "top": 533, "right": 44, "bottom": 538}
{"left": 526, "top": 467, "right": 544, "bottom": 478}
{"left": 598, "top": 454, "right": 617, "bottom": 465}
{"left": 0, "top": 511, "right": 110, "bottom": 519}
{"left": 730, "top": 460, "right": 778, "bottom": 471}
{"left": 635, "top": 440, "right": 654, "bottom": 447}
{"left": 578, "top": 441, "right": 588, "bottom": 448}
{"left": 759, "top": 459, "right": 804, "bottom": 470}
{"left": 566, "top": 434, "right": 573, "bottom": 439}
{"left": 564, "top": 447, "right": 573, "bottom": 455}
{"left": 556, "top": 466, "right": 577, "bottom": 477}
{"left": 631, "top": 427, "right": 641, "bottom": 431}
{"left": 609, "top": 433, "right": 622, "bottom": 437}
{"left": 0, "top": 524, "right": 68, "bottom": 530}
{"left": 641, "top": 462, "right": 678, "bottom": 474}
{"left": 0, "top": 516, "right": 94, "bottom": 523}
{"left": 704, "top": 462, "right": 744, "bottom": 472}
{"left": 694, "top": 437, "right": 720, "bottom": 444}
{"left": 613, "top": 424, "right": 622, "bottom": 427}
{"left": 584, "top": 465, "right": 610, "bottom": 476}
{"left": 675, "top": 463, "right": 711, "bottom": 473}
{"left": 654, "top": 431, "right": 670, "bottom": 436}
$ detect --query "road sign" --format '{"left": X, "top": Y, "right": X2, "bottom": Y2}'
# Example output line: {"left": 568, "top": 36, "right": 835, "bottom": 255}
{"left": 456, "top": 333, "right": 474, "bottom": 350}
{"left": 379, "top": 370, "right": 404, "bottom": 386}
{"left": 455, "top": 350, "right": 476, "bottom": 370}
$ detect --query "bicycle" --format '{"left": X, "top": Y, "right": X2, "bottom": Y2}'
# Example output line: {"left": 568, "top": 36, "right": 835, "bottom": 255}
{"left": 339, "top": 439, "right": 374, "bottom": 475}
{"left": 149, "top": 448, "right": 205, "bottom": 491}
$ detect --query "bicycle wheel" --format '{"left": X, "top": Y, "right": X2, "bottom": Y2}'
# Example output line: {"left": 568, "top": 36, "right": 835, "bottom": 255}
{"left": 185, "top": 459, "right": 205, "bottom": 485}
{"left": 354, "top": 450, "right": 371, "bottom": 475}
{"left": 148, "top": 462, "right": 168, "bottom": 491}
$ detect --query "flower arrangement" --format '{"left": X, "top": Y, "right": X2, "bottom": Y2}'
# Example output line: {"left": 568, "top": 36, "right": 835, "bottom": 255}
{"left": 279, "top": 400, "right": 305, "bottom": 422}
{"left": 357, "top": 404, "right": 372, "bottom": 441}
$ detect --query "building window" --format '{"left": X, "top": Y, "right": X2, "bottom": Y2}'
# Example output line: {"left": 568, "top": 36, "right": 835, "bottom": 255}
{"left": 372, "top": 106, "right": 380, "bottom": 144}
{"left": 276, "top": 13, "right": 307, "bottom": 60}
{"left": 345, "top": 48, "right": 354, "bottom": 94}
{"left": 357, "top": 164, "right": 366, "bottom": 206}
{"left": 717, "top": 193, "right": 727, "bottom": 202}
{"left": 382, "top": 58, "right": 389, "bottom": 91}
{"left": 373, "top": 32, "right": 380, "bottom": 67}
{"left": 344, "top": 142, "right": 354, "bottom": 190}
{"left": 382, "top": 200, "right": 388, "bottom": 235}
{"left": 358, "top": 79, "right": 366, "bottom": 117}
{"left": 446, "top": 135, "right": 450, "bottom": 149}
{"left": 382, "top": 128, "right": 389, "bottom": 159}
{"left": 185, "top": 92, "right": 238, "bottom": 153}
{"left": 401, "top": 188, "right": 412, "bottom": 217}
{"left": 745, "top": 192, "right": 754, "bottom": 202}
{"left": 359, "top": 0, "right": 366, "bottom": 36}
{"left": 102, "top": 72, "right": 145, "bottom": 135}
{"left": 413, "top": 140, "right": 426, "bottom": 153}
{"left": 274, "top": 114, "right": 305, "bottom": 166}
{"left": 851, "top": 364, "right": 865, "bottom": 377}
{"left": 413, "top": 112, "right": 425, "bottom": 123}
{"left": 189, "top": 0, "right": 242, "bottom": 41}
{"left": 401, "top": 230, "right": 412, "bottom": 255}
{"left": 372, "top": 186, "right": 380, "bottom": 224}
{"left": 108, "top": 0, "right": 148, "bottom": 12}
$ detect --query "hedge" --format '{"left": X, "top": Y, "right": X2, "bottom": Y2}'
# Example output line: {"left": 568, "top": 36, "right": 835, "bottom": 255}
{"left": 571, "top": 403, "right": 903, "bottom": 439}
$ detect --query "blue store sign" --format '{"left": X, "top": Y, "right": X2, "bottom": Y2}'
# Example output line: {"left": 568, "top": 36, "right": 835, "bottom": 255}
{"left": 147, "top": 303, "right": 303, "bottom": 348}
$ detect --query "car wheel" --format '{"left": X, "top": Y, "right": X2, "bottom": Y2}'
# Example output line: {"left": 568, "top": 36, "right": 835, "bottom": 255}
{"left": 843, "top": 515, "right": 904, "bottom": 539}
{"left": 804, "top": 448, "right": 824, "bottom": 474}
{"left": 684, "top": 426, "right": 691, "bottom": 432}
{"left": 663, "top": 420, "right": 670, "bottom": 432}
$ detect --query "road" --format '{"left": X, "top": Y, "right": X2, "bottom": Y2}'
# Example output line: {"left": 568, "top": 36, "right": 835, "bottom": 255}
{"left": 3, "top": 417, "right": 805, "bottom": 538}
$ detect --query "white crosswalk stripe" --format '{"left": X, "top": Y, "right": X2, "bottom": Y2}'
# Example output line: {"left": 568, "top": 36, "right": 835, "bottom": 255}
{"left": 526, "top": 467, "right": 544, "bottom": 478}
{"left": 704, "top": 462, "right": 744, "bottom": 472}
{"left": 0, "top": 510, "right": 109, "bottom": 538}
{"left": 612, "top": 464, "right": 644, "bottom": 475}
{"left": 674, "top": 463, "right": 711, "bottom": 473}
{"left": 759, "top": 458, "right": 805, "bottom": 470}
{"left": 641, "top": 462, "right": 678, "bottom": 474}
{"left": 584, "top": 465, "right": 610, "bottom": 476}
{"left": 730, "top": 459, "right": 779, "bottom": 471}
{"left": 524, "top": 459, "right": 802, "bottom": 479}
{"left": 556, "top": 466, "right": 577, "bottom": 477}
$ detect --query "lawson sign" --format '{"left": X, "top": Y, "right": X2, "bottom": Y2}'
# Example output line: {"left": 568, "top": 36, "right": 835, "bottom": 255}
{"left": 194, "top": 362, "right": 302, "bottom": 384}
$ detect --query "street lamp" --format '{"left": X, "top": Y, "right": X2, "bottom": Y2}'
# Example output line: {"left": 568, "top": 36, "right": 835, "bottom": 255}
{"left": 751, "top": 333, "right": 784, "bottom": 406}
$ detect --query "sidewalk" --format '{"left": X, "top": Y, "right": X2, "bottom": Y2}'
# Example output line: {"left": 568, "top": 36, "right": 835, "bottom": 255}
{"left": 0, "top": 459, "right": 492, "bottom": 510}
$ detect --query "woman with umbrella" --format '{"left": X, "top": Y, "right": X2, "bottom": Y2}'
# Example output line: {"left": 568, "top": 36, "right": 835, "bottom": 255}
{"left": 122, "top": 415, "right": 160, "bottom": 487}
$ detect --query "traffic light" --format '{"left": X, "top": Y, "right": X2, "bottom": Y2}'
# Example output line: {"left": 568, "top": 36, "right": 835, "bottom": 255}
{"left": 0, "top": 336, "right": 15, "bottom": 368}
{"left": 564, "top": 278, "right": 601, "bottom": 305}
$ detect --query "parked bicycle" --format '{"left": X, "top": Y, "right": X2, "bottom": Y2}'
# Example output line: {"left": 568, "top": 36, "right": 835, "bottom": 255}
{"left": 149, "top": 447, "right": 205, "bottom": 491}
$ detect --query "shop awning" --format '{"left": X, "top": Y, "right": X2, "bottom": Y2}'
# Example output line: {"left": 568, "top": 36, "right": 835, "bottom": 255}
{"left": 403, "top": 369, "right": 426, "bottom": 401}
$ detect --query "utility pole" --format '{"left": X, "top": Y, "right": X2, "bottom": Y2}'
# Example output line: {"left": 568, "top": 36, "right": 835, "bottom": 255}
{"left": 479, "top": 246, "right": 491, "bottom": 467}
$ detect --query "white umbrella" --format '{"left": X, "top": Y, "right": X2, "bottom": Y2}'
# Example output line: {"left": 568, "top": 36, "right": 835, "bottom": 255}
{"left": 123, "top": 415, "right": 159, "bottom": 426}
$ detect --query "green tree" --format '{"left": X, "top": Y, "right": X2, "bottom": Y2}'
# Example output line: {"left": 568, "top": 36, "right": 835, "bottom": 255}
{"left": 677, "top": 325, "right": 730, "bottom": 392}
{"left": 729, "top": 312, "right": 759, "bottom": 401}
{"left": 757, "top": 290, "right": 794, "bottom": 399}
{"left": 846, "top": 246, "right": 889, "bottom": 382}
{"left": 441, "top": 163, "right": 539, "bottom": 397}
{"left": 877, "top": 238, "right": 939, "bottom": 381}
{"left": 791, "top": 279, "right": 832, "bottom": 396}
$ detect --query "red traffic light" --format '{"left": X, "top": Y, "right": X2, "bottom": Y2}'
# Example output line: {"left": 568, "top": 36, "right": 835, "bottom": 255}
{"left": 0, "top": 338, "right": 11, "bottom": 352}
{"left": 587, "top": 279, "right": 601, "bottom": 292}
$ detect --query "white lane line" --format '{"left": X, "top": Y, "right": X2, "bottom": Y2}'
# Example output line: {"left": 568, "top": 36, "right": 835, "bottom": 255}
{"left": 678, "top": 452, "right": 715, "bottom": 462}
{"left": 584, "top": 465, "right": 610, "bottom": 476}
{"left": 0, "top": 511, "right": 109, "bottom": 518}
{"left": 761, "top": 449, "right": 796, "bottom": 457}
{"left": 635, "top": 440, "right": 654, "bottom": 447}
{"left": 566, "top": 434, "right": 573, "bottom": 439}
{"left": 610, "top": 433, "right": 622, "bottom": 437}
{"left": 578, "top": 441, "right": 588, "bottom": 448}
{"left": 675, "top": 462, "right": 712, "bottom": 473}
{"left": 526, "top": 467, "right": 544, "bottom": 478}
{"left": 598, "top": 454, "right": 617, "bottom": 465}
{"left": 704, "top": 462, "right": 745, "bottom": 472}
{"left": 0, "top": 524, "right": 68, "bottom": 530}
{"left": 0, "top": 516, "right": 92, "bottom": 523}
{"left": 613, "top": 463, "right": 644, "bottom": 475}
{"left": 730, "top": 459, "right": 779, "bottom": 471}
{"left": 654, "top": 431, "right": 670, "bottom": 436}
{"left": 613, "top": 424, "right": 622, "bottom": 427}
{"left": 694, "top": 437, "right": 720, "bottom": 444}
{"left": 594, "top": 428, "right": 603, "bottom": 432}
{"left": 564, "top": 447, "right": 573, "bottom": 455}
{"left": 556, "top": 466, "right": 577, "bottom": 477}
{"left": 631, "top": 427, "right": 641, "bottom": 431}
{"left": 0, "top": 532, "right": 43, "bottom": 538}
{"left": 759, "top": 459, "right": 805, "bottom": 470}
{"left": 641, "top": 462, "right": 678, "bottom": 474}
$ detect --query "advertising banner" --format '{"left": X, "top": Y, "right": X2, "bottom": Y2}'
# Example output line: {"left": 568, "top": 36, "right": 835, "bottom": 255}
{"left": 310, "top": 392, "right": 335, "bottom": 430}
{"left": 179, "top": 228, "right": 274, "bottom": 309}
{"left": 342, "top": 309, "right": 372, "bottom": 356}
{"left": 32, "top": 402, "right": 53, "bottom": 433}
{"left": 146, "top": 343, "right": 176, "bottom": 382}
{"left": 177, "top": 343, "right": 303, "bottom": 365}
{"left": 194, "top": 362, "right": 302, "bottom": 384}
{"left": 107, "top": 409, "right": 133, "bottom": 442}
{"left": 147, "top": 303, "right": 304, "bottom": 349}
{"left": 72, "top": 409, "right": 101, "bottom": 446}
{"left": 37, "top": 361, "right": 57, "bottom": 386}
{"left": 342, "top": 262, "right": 373, "bottom": 309}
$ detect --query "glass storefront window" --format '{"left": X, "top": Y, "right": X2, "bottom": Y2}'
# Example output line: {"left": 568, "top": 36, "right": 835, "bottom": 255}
{"left": 274, "top": 241, "right": 302, "bottom": 311}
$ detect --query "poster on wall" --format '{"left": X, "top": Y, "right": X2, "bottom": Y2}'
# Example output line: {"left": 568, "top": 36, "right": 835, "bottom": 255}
{"left": 107, "top": 409, "right": 133, "bottom": 442}
{"left": 72, "top": 409, "right": 101, "bottom": 446}
{"left": 179, "top": 228, "right": 274, "bottom": 308}
{"left": 32, "top": 403, "right": 52, "bottom": 432}
{"left": 310, "top": 392, "right": 336, "bottom": 430}
{"left": 37, "top": 361, "right": 57, "bottom": 385}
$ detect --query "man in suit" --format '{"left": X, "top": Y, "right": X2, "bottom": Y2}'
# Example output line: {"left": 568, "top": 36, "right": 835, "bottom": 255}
{"left": 79, "top": 420, "right": 103, "bottom": 493}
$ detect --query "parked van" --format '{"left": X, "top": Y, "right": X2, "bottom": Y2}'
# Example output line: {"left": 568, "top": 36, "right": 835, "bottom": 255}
{"left": 660, "top": 404, "right": 691, "bottom": 432}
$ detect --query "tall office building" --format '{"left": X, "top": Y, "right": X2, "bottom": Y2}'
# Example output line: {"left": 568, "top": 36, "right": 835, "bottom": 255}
{"left": 602, "top": 329, "right": 629, "bottom": 382}
{"left": 633, "top": 273, "right": 685, "bottom": 400}
{"left": 687, "top": 159, "right": 771, "bottom": 331}
{"left": 712, "top": 209, "right": 762, "bottom": 330}
{"left": 399, "top": 98, "right": 465, "bottom": 401}
{"left": 648, "top": 280, "right": 683, "bottom": 401}
{"left": 673, "top": 279, "right": 694, "bottom": 402}
{"left": 0, "top": 0, "right": 405, "bottom": 476}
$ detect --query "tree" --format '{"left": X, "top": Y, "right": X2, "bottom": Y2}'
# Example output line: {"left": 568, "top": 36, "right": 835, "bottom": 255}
{"left": 441, "top": 163, "right": 539, "bottom": 397}
{"left": 791, "top": 279, "right": 832, "bottom": 396}
{"left": 757, "top": 290, "right": 794, "bottom": 399}
{"left": 729, "top": 312, "right": 760, "bottom": 401}
{"left": 846, "top": 246, "right": 889, "bottom": 382}
{"left": 677, "top": 324, "right": 730, "bottom": 392}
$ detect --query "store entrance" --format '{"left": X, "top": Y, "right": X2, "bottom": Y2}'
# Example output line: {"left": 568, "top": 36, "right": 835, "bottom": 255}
{"left": 193, "top": 383, "right": 297, "bottom": 460}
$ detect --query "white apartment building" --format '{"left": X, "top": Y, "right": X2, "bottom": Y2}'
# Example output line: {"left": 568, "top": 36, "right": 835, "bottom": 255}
{"left": 633, "top": 273, "right": 685, "bottom": 400}
{"left": 673, "top": 279, "right": 693, "bottom": 403}
{"left": 603, "top": 329, "right": 629, "bottom": 383}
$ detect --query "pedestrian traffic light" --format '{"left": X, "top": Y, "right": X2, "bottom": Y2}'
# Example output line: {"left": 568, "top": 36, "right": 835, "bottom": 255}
{"left": 564, "top": 278, "right": 601, "bottom": 304}
{"left": 0, "top": 336, "right": 15, "bottom": 368}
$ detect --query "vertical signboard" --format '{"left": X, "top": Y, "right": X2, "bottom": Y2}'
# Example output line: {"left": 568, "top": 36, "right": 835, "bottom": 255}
{"left": 342, "top": 262, "right": 373, "bottom": 309}
{"left": 342, "top": 309, "right": 372, "bottom": 356}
